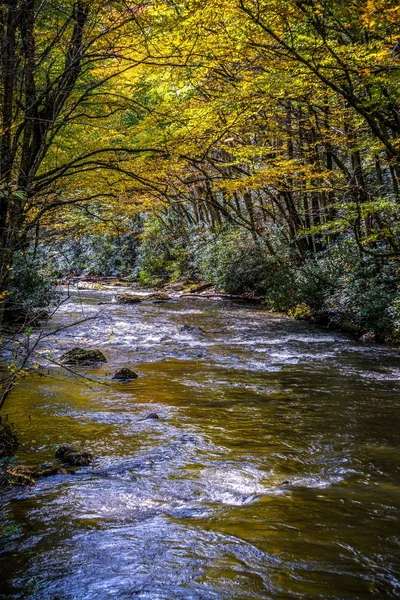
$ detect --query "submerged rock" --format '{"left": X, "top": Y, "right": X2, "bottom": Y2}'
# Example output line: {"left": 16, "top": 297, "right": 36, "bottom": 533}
{"left": 112, "top": 368, "right": 139, "bottom": 381}
{"left": 116, "top": 294, "right": 143, "bottom": 305}
{"left": 37, "top": 462, "right": 69, "bottom": 477}
{"left": 55, "top": 444, "right": 93, "bottom": 466}
{"left": 61, "top": 347, "right": 107, "bottom": 365}
{"left": 179, "top": 324, "right": 205, "bottom": 335}
{"left": 139, "top": 413, "right": 160, "bottom": 421}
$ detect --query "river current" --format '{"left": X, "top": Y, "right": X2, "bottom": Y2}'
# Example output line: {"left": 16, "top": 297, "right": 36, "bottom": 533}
{"left": 1, "top": 286, "right": 400, "bottom": 599}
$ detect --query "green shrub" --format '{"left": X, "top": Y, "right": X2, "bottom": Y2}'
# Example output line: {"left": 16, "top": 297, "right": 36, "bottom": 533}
{"left": 4, "top": 252, "right": 56, "bottom": 324}
{"left": 197, "top": 231, "right": 400, "bottom": 341}
{"left": 195, "top": 227, "right": 296, "bottom": 309}
{"left": 288, "top": 303, "right": 312, "bottom": 320}
{"left": 291, "top": 242, "right": 400, "bottom": 341}
{"left": 135, "top": 216, "right": 193, "bottom": 284}
{"left": 323, "top": 251, "right": 399, "bottom": 340}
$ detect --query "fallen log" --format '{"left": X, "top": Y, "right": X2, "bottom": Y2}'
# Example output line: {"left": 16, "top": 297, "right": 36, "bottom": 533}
{"left": 180, "top": 293, "right": 263, "bottom": 303}
{"left": 187, "top": 283, "right": 214, "bottom": 294}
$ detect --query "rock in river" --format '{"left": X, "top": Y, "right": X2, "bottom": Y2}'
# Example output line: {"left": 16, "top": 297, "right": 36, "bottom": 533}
{"left": 139, "top": 413, "right": 160, "bottom": 421}
{"left": 116, "top": 294, "right": 143, "bottom": 305}
{"left": 112, "top": 368, "right": 139, "bottom": 380}
{"left": 145, "top": 292, "right": 171, "bottom": 301}
{"left": 180, "top": 324, "right": 205, "bottom": 335}
{"left": 61, "top": 347, "right": 107, "bottom": 365}
{"left": 55, "top": 444, "right": 93, "bottom": 466}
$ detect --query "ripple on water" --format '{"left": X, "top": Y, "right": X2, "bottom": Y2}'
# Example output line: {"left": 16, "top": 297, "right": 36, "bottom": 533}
{"left": 2, "top": 288, "right": 400, "bottom": 600}
{"left": 196, "top": 464, "right": 278, "bottom": 506}
{"left": 12, "top": 518, "right": 279, "bottom": 599}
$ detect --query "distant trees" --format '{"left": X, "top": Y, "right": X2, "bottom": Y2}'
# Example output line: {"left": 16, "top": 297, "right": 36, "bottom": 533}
{"left": 0, "top": 1, "right": 162, "bottom": 322}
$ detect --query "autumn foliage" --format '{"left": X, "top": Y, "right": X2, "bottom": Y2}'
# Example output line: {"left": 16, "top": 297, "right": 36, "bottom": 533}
{"left": 0, "top": 0, "right": 399, "bottom": 337}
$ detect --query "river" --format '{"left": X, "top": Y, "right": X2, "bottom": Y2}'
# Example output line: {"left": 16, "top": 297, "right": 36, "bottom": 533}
{"left": 1, "top": 285, "right": 400, "bottom": 599}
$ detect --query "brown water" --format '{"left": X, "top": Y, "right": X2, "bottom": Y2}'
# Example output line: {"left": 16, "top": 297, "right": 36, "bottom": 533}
{"left": 1, "top": 286, "right": 400, "bottom": 599}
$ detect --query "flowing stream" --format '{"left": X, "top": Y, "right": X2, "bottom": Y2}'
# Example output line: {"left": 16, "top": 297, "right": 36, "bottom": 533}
{"left": 1, "top": 286, "right": 400, "bottom": 599}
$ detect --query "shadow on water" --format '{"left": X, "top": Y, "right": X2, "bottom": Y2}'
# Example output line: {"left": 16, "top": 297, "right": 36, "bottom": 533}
{"left": 1, "top": 286, "right": 400, "bottom": 598}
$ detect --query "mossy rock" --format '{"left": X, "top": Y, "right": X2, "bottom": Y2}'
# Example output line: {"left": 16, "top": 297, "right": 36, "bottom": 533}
{"left": 116, "top": 294, "right": 143, "bottom": 305}
{"left": 61, "top": 347, "right": 107, "bottom": 365}
{"left": 55, "top": 444, "right": 93, "bottom": 466}
{"left": 145, "top": 292, "right": 171, "bottom": 301}
{"left": 112, "top": 368, "right": 139, "bottom": 380}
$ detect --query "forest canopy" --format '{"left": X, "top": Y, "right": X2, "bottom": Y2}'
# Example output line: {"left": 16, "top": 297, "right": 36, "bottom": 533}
{"left": 0, "top": 0, "right": 400, "bottom": 340}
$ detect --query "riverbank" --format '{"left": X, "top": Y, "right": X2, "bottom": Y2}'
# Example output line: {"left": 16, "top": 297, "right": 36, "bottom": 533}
{"left": 0, "top": 420, "right": 19, "bottom": 489}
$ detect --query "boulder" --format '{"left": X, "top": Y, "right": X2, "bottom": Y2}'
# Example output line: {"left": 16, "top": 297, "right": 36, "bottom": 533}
{"left": 55, "top": 444, "right": 93, "bottom": 466}
{"left": 116, "top": 294, "right": 143, "bottom": 305}
{"left": 61, "top": 347, "right": 107, "bottom": 365}
{"left": 112, "top": 368, "right": 139, "bottom": 381}
{"left": 4, "top": 306, "right": 50, "bottom": 326}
